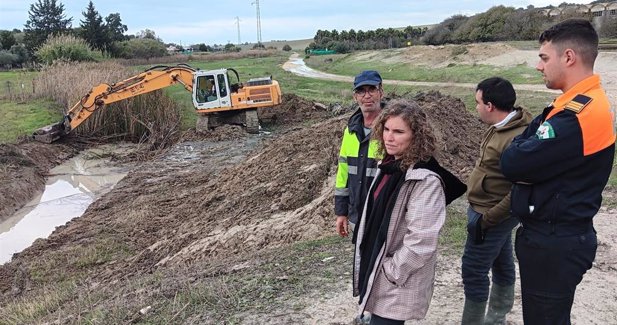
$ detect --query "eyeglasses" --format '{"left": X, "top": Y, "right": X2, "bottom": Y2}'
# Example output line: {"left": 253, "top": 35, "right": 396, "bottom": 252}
{"left": 354, "top": 86, "right": 380, "bottom": 97}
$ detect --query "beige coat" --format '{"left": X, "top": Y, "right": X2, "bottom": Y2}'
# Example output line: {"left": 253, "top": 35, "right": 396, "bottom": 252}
{"left": 353, "top": 167, "right": 446, "bottom": 320}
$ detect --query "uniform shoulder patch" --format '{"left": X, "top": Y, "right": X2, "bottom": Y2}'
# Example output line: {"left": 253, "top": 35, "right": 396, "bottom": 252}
{"left": 565, "top": 94, "right": 592, "bottom": 114}
{"left": 536, "top": 121, "right": 556, "bottom": 140}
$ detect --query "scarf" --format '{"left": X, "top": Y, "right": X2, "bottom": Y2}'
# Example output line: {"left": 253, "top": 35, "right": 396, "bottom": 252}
{"left": 357, "top": 156, "right": 405, "bottom": 302}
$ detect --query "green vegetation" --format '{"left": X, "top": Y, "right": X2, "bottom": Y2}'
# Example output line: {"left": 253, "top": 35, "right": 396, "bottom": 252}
{"left": 0, "top": 99, "right": 61, "bottom": 143}
{"left": 440, "top": 203, "right": 468, "bottom": 252}
{"left": 35, "top": 34, "right": 101, "bottom": 64}
{"left": 1, "top": 235, "right": 351, "bottom": 324}
{"left": 305, "top": 53, "right": 542, "bottom": 85}
{"left": 0, "top": 70, "right": 37, "bottom": 98}
{"left": 0, "top": 48, "right": 556, "bottom": 144}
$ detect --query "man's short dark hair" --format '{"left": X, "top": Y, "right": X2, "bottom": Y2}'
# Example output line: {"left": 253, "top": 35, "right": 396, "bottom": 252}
{"left": 539, "top": 19, "right": 598, "bottom": 67}
{"left": 476, "top": 77, "right": 516, "bottom": 112}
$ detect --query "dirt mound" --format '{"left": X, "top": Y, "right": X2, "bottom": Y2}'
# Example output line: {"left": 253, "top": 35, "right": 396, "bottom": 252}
{"left": 259, "top": 93, "right": 331, "bottom": 125}
{"left": 412, "top": 91, "right": 483, "bottom": 179}
{"left": 368, "top": 42, "right": 519, "bottom": 68}
{"left": 0, "top": 91, "right": 481, "bottom": 302}
{"left": 392, "top": 42, "right": 515, "bottom": 67}
{"left": 0, "top": 141, "right": 76, "bottom": 219}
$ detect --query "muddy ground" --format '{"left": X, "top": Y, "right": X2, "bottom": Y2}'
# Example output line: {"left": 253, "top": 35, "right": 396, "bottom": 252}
{"left": 0, "top": 91, "right": 485, "bottom": 322}
{"left": 1, "top": 45, "right": 616, "bottom": 323}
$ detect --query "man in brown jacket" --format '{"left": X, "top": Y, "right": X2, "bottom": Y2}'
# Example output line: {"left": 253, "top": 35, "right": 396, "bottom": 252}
{"left": 461, "top": 77, "right": 532, "bottom": 324}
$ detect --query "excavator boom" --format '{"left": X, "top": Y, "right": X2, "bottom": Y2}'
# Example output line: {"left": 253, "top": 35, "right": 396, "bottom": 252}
{"left": 33, "top": 64, "right": 197, "bottom": 143}
{"left": 32, "top": 63, "right": 282, "bottom": 143}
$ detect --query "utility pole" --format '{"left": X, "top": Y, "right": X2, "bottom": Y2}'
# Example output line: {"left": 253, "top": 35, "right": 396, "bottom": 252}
{"left": 235, "top": 16, "right": 242, "bottom": 45}
{"left": 252, "top": 0, "right": 262, "bottom": 44}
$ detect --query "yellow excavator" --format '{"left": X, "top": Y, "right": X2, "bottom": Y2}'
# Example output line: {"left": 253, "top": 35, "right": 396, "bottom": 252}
{"left": 33, "top": 64, "right": 282, "bottom": 143}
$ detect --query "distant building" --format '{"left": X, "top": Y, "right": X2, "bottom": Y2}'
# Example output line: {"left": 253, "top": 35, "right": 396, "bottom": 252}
{"left": 166, "top": 45, "right": 179, "bottom": 54}
{"left": 539, "top": 2, "right": 617, "bottom": 19}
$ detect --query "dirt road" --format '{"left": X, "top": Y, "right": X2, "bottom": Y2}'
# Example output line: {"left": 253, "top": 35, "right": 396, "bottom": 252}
{"left": 284, "top": 46, "right": 617, "bottom": 109}
{"left": 283, "top": 53, "right": 558, "bottom": 94}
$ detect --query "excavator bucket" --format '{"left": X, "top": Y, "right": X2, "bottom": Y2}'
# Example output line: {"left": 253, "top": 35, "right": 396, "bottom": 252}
{"left": 32, "top": 120, "right": 66, "bottom": 143}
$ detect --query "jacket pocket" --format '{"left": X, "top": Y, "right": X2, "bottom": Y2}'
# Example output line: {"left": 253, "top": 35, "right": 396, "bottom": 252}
{"left": 382, "top": 258, "right": 404, "bottom": 288}
{"left": 511, "top": 184, "right": 533, "bottom": 219}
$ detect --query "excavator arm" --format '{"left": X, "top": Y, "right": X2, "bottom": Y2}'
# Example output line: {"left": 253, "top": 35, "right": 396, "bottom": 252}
{"left": 33, "top": 64, "right": 197, "bottom": 143}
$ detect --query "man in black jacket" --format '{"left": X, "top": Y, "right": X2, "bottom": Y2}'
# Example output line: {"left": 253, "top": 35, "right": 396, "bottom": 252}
{"left": 335, "top": 70, "right": 384, "bottom": 239}
{"left": 501, "top": 19, "right": 615, "bottom": 324}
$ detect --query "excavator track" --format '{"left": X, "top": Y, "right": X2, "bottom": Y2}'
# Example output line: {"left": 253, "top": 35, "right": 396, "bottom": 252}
{"left": 244, "top": 109, "right": 260, "bottom": 134}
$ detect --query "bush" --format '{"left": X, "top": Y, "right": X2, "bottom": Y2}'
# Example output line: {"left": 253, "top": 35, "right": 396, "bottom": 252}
{"left": 0, "top": 50, "right": 18, "bottom": 66}
{"left": 9, "top": 44, "right": 29, "bottom": 64}
{"left": 35, "top": 34, "right": 98, "bottom": 64}
{"left": 224, "top": 43, "right": 241, "bottom": 52}
{"left": 333, "top": 41, "right": 351, "bottom": 54}
{"left": 599, "top": 16, "right": 617, "bottom": 38}
{"left": 282, "top": 44, "right": 292, "bottom": 51}
{"left": 114, "top": 38, "right": 168, "bottom": 59}
{"left": 451, "top": 45, "right": 468, "bottom": 56}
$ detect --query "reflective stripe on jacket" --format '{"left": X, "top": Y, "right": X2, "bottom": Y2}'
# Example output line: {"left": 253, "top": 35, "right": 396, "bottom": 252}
{"left": 335, "top": 109, "right": 381, "bottom": 224}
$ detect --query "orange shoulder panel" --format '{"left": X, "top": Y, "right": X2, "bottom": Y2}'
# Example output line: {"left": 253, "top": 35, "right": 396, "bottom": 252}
{"left": 575, "top": 89, "right": 616, "bottom": 156}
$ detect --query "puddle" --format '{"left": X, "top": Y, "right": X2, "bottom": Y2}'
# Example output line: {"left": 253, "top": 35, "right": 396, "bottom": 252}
{"left": 0, "top": 145, "right": 131, "bottom": 264}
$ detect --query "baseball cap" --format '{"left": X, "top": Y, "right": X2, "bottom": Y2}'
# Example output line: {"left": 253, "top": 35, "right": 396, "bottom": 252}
{"left": 353, "top": 70, "right": 382, "bottom": 90}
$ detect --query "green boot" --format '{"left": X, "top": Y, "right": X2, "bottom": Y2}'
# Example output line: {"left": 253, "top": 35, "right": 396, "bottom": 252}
{"left": 484, "top": 284, "right": 514, "bottom": 325}
{"left": 461, "top": 299, "right": 487, "bottom": 325}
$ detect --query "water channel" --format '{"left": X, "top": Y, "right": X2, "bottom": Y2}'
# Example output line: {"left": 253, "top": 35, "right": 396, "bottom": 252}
{"left": 0, "top": 145, "right": 131, "bottom": 264}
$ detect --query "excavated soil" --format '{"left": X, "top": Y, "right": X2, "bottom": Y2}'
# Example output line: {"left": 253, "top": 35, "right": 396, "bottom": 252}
{"left": 0, "top": 142, "right": 77, "bottom": 218}
{"left": 0, "top": 92, "right": 481, "bottom": 301}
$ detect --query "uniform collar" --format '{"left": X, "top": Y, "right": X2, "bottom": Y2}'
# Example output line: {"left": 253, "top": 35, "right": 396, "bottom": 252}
{"left": 552, "top": 74, "right": 601, "bottom": 109}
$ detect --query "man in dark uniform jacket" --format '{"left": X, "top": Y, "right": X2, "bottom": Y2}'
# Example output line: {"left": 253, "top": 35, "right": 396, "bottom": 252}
{"left": 501, "top": 19, "right": 616, "bottom": 324}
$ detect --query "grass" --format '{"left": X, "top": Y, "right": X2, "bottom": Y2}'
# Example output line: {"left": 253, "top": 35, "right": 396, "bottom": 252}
{"left": 440, "top": 200, "right": 469, "bottom": 253}
{"left": 305, "top": 54, "right": 542, "bottom": 85}
{"left": 0, "top": 282, "right": 78, "bottom": 324}
{"left": 0, "top": 70, "right": 37, "bottom": 99}
{"left": 0, "top": 99, "right": 63, "bottom": 143}
{"left": 0, "top": 49, "right": 554, "bottom": 144}
{"left": 1, "top": 235, "right": 351, "bottom": 324}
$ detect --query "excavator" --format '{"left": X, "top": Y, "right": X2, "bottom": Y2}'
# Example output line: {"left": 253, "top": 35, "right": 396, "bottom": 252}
{"left": 32, "top": 63, "right": 282, "bottom": 143}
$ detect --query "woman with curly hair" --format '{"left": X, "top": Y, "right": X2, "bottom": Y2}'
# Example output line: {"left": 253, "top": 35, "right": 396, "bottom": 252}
{"left": 353, "top": 99, "right": 465, "bottom": 324}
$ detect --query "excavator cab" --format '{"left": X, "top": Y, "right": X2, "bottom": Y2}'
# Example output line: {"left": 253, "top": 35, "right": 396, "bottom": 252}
{"left": 193, "top": 69, "right": 233, "bottom": 110}
{"left": 192, "top": 68, "right": 280, "bottom": 134}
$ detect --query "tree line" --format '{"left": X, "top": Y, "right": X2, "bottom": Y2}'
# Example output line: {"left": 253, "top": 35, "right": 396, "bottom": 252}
{"left": 2, "top": 0, "right": 616, "bottom": 67}
{"left": 0, "top": 0, "right": 180, "bottom": 67}
{"left": 308, "top": 2, "right": 617, "bottom": 53}
{"left": 307, "top": 26, "right": 427, "bottom": 53}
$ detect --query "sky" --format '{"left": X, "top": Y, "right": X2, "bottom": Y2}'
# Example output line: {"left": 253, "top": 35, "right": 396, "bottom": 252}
{"left": 0, "top": 0, "right": 570, "bottom": 46}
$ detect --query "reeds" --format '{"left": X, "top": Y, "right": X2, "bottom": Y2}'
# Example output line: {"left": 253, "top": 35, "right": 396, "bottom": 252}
{"left": 33, "top": 61, "right": 181, "bottom": 150}
{"left": 113, "top": 49, "right": 279, "bottom": 66}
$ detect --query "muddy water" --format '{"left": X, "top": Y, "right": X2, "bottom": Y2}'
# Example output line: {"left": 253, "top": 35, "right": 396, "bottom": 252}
{"left": 0, "top": 146, "right": 131, "bottom": 264}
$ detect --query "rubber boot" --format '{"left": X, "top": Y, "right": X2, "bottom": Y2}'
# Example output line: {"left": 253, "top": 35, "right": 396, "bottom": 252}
{"left": 484, "top": 284, "right": 514, "bottom": 325}
{"left": 461, "top": 299, "right": 487, "bottom": 325}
